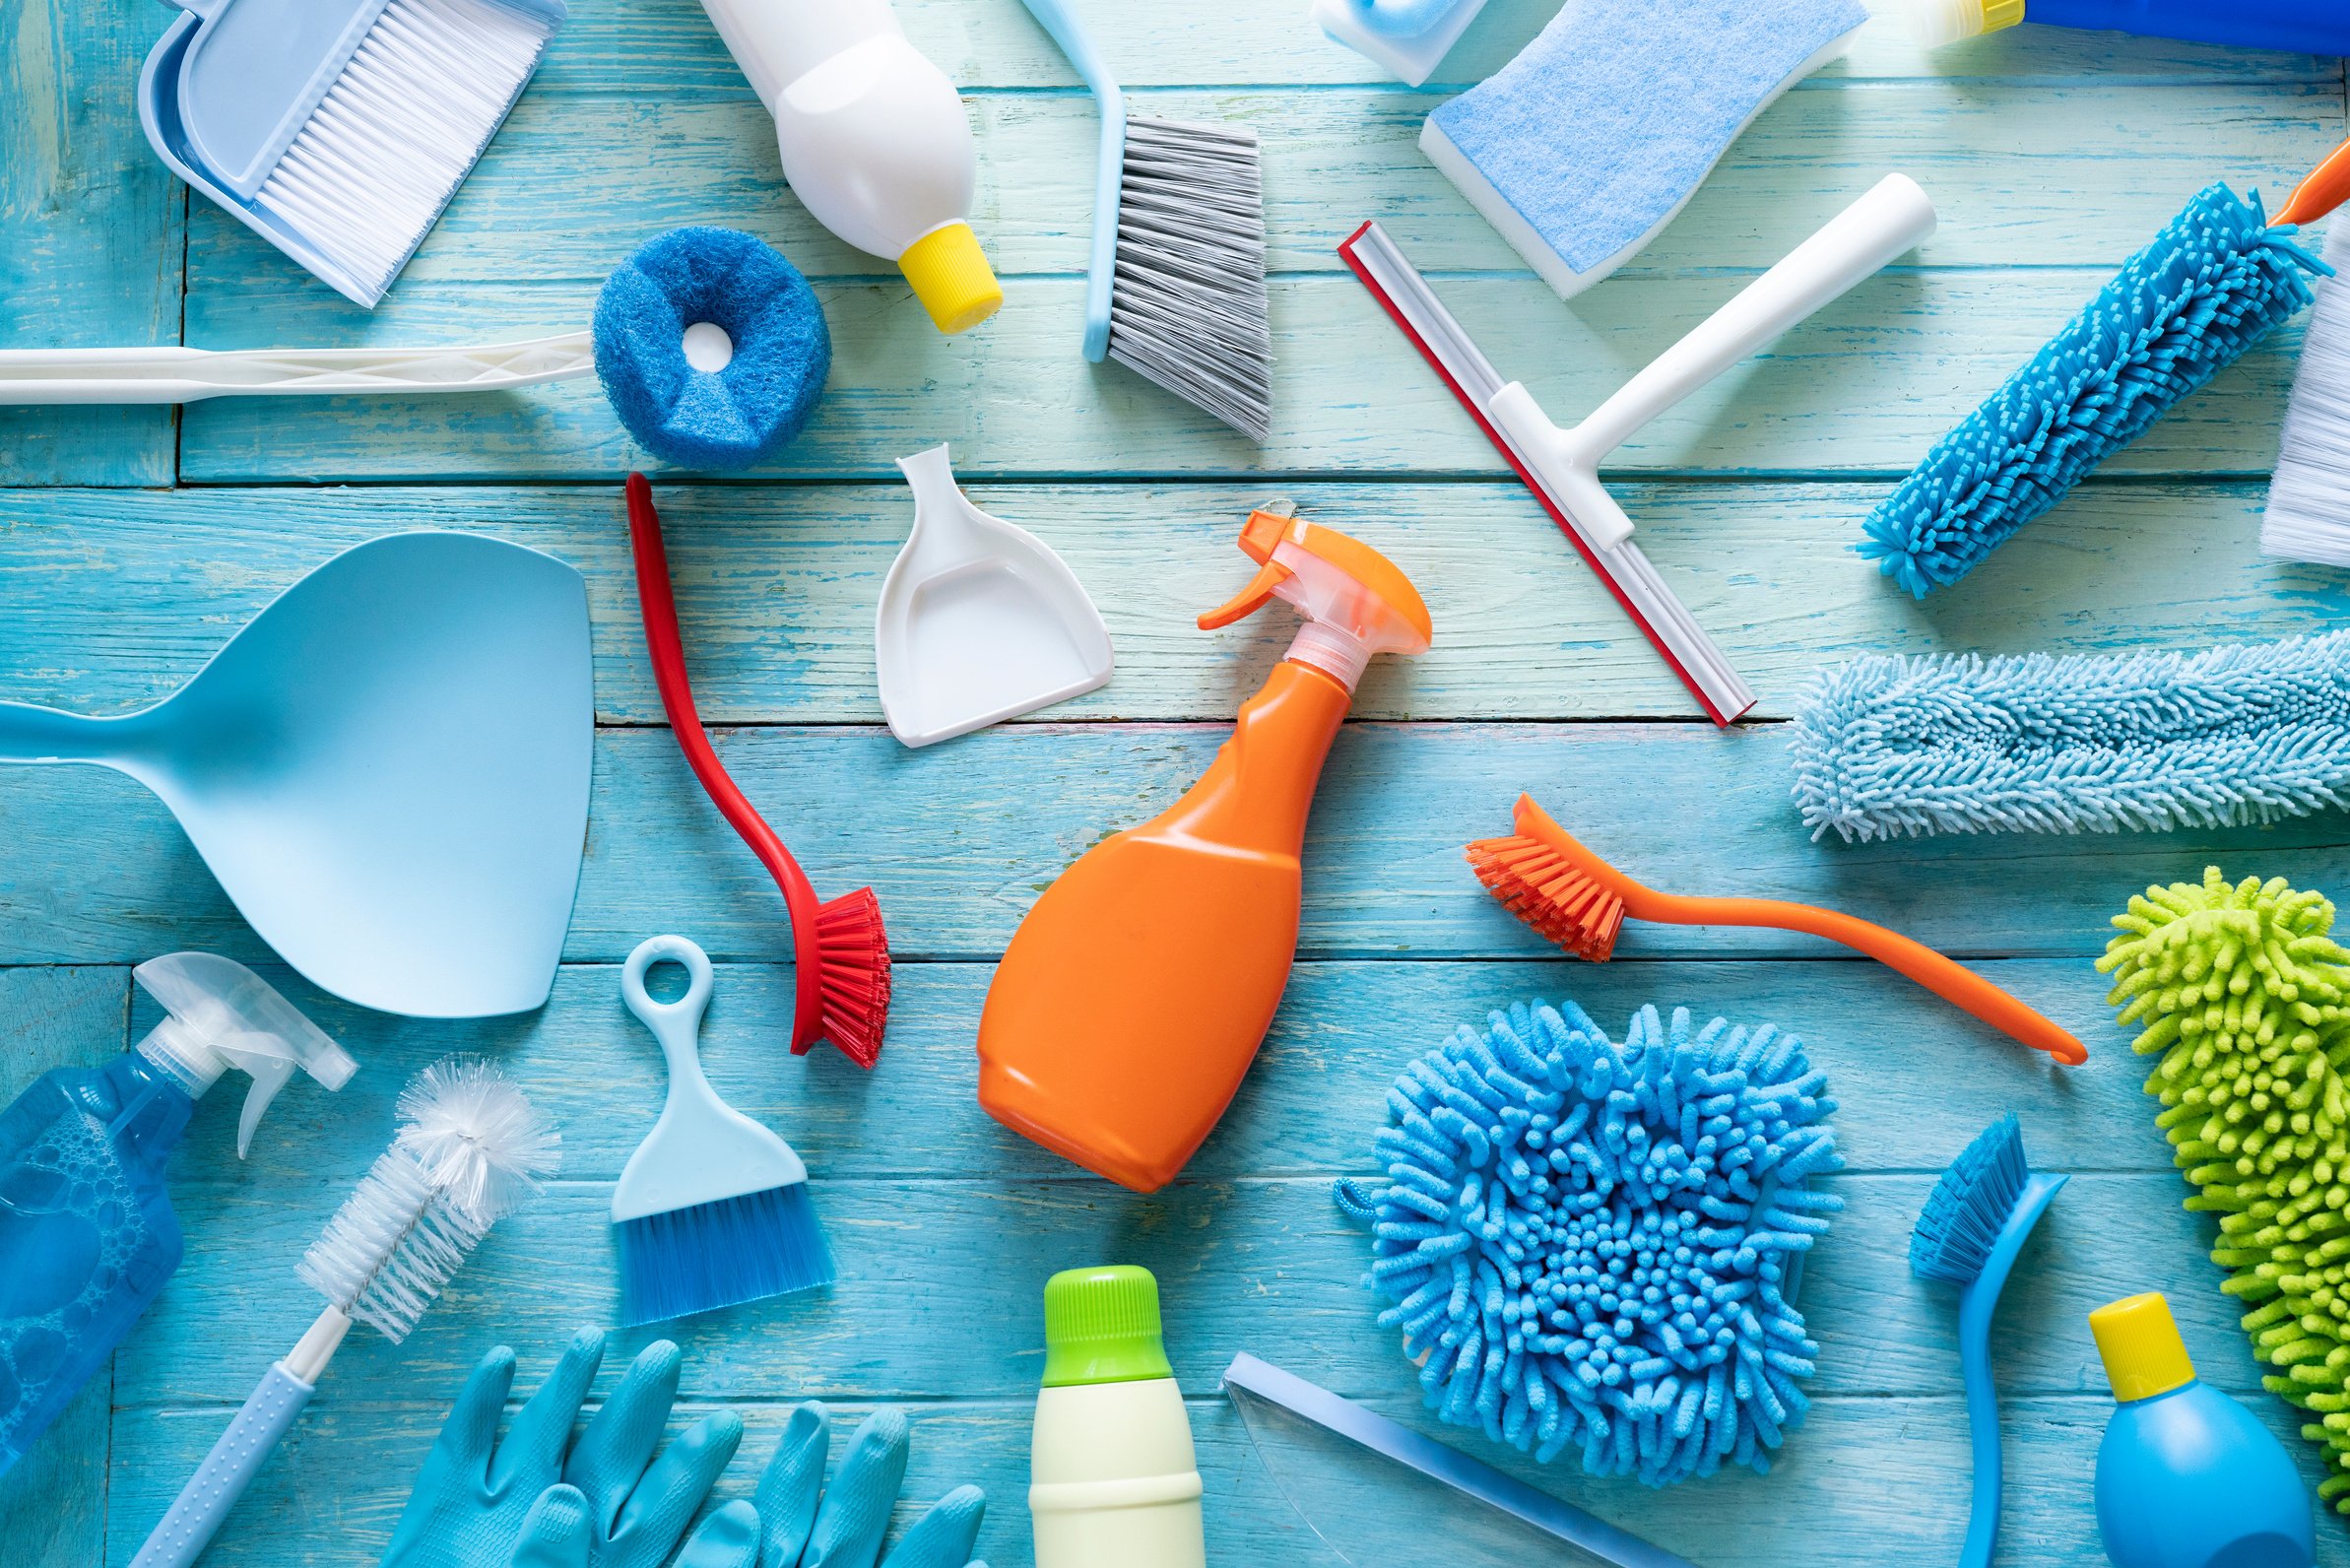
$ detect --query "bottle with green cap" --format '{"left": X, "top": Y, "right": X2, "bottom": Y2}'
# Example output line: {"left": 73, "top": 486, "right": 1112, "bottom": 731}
{"left": 2089, "top": 1291, "right": 2314, "bottom": 1568}
{"left": 1030, "top": 1264, "right": 1207, "bottom": 1568}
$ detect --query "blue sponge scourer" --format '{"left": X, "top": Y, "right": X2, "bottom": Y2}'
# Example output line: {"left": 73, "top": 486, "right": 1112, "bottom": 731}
{"left": 595, "top": 227, "right": 830, "bottom": 471}
{"left": 1337, "top": 1000, "right": 1841, "bottom": 1486}
{"left": 1860, "top": 185, "right": 2325, "bottom": 596}
{"left": 1423, "top": 0, "right": 1867, "bottom": 299}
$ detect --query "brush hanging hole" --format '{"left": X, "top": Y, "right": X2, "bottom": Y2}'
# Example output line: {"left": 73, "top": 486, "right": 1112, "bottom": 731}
{"left": 641, "top": 958, "right": 693, "bottom": 1005}
{"left": 682, "top": 322, "right": 734, "bottom": 373}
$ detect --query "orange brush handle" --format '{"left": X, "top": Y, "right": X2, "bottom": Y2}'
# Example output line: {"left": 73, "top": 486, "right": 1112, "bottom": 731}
{"left": 1638, "top": 887, "right": 2085, "bottom": 1065}
{"left": 2278, "top": 137, "right": 2350, "bottom": 228}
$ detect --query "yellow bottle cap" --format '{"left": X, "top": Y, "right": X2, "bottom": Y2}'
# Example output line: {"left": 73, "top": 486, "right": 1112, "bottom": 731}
{"left": 2091, "top": 1292, "right": 2198, "bottom": 1403}
{"left": 1982, "top": 0, "right": 2026, "bottom": 31}
{"left": 899, "top": 223, "right": 1003, "bottom": 335}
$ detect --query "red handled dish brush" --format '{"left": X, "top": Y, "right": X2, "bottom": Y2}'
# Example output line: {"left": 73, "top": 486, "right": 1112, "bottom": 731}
{"left": 626, "top": 473, "right": 891, "bottom": 1067}
{"left": 1468, "top": 794, "right": 2085, "bottom": 1065}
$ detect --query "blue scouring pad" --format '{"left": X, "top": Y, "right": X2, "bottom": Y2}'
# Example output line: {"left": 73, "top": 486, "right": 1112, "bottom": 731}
{"left": 595, "top": 227, "right": 830, "bottom": 472}
{"left": 1422, "top": 0, "right": 1866, "bottom": 300}
{"left": 1336, "top": 1000, "right": 1841, "bottom": 1485}
{"left": 1861, "top": 184, "right": 2328, "bottom": 597}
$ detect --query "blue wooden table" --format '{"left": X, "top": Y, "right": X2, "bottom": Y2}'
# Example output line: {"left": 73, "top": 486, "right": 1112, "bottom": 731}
{"left": 4, "top": 1, "right": 2349, "bottom": 1562}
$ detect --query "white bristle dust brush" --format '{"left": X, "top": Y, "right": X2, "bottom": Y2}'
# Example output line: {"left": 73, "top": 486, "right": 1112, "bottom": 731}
{"left": 2264, "top": 215, "right": 2350, "bottom": 567}
{"left": 130, "top": 1057, "right": 557, "bottom": 1568}
{"left": 137, "top": 0, "right": 566, "bottom": 307}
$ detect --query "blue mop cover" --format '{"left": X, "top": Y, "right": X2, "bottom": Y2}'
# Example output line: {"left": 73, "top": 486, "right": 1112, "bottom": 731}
{"left": 594, "top": 227, "right": 830, "bottom": 472}
{"left": 1860, "top": 184, "right": 2327, "bottom": 597}
{"left": 1425, "top": 0, "right": 1866, "bottom": 296}
{"left": 1336, "top": 1001, "right": 1841, "bottom": 1486}
{"left": 1790, "top": 630, "right": 2350, "bottom": 842}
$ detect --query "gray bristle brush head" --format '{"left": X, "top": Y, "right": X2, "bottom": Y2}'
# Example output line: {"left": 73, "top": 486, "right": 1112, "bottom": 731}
{"left": 296, "top": 1055, "right": 558, "bottom": 1343}
{"left": 1108, "top": 115, "right": 1272, "bottom": 442}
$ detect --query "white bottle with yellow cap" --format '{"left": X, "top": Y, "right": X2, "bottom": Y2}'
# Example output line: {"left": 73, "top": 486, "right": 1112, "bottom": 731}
{"left": 697, "top": 0, "right": 1003, "bottom": 334}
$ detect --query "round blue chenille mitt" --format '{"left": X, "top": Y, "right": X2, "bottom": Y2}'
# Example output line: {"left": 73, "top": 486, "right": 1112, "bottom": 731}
{"left": 1337, "top": 1000, "right": 1842, "bottom": 1486}
{"left": 594, "top": 227, "right": 830, "bottom": 471}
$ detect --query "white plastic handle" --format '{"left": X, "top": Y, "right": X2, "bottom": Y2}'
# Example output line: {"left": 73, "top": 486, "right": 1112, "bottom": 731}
{"left": 1578, "top": 173, "right": 1937, "bottom": 456}
{"left": 0, "top": 333, "right": 593, "bottom": 405}
{"left": 1485, "top": 174, "right": 1936, "bottom": 550}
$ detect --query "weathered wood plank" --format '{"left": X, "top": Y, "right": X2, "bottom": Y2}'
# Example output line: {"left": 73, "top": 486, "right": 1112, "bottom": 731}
{"left": 0, "top": 723, "right": 2340, "bottom": 966}
{"left": 0, "top": 967, "right": 131, "bottom": 1566}
{"left": 530, "top": 0, "right": 2344, "bottom": 96}
{"left": 171, "top": 269, "right": 2313, "bottom": 482}
{"left": 210, "top": 83, "right": 2344, "bottom": 288}
{"left": 111, "top": 1174, "right": 2255, "bottom": 1406}
{"left": 0, "top": 0, "right": 182, "bottom": 486}
{"left": 1, "top": 481, "right": 2335, "bottom": 726}
{"left": 142, "top": 956, "right": 2129, "bottom": 1184}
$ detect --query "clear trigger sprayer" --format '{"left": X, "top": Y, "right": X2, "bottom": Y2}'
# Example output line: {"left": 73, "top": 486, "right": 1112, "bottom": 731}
{"left": 0, "top": 952, "right": 354, "bottom": 1476}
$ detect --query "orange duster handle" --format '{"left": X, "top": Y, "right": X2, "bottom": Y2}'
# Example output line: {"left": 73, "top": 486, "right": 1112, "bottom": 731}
{"left": 1640, "top": 887, "right": 2086, "bottom": 1066}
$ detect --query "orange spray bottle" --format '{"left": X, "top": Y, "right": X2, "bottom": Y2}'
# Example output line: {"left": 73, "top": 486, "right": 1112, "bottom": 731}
{"left": 978, "top": 505, "right": 1433, "bottom": 1192}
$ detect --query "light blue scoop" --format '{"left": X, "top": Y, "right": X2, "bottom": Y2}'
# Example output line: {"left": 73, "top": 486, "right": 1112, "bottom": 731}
{"left": 0, "top": 532, "right": 592, "bottom": 1018}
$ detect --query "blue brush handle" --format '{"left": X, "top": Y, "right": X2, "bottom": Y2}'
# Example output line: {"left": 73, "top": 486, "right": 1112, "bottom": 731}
{"left": 1954, "top": 1172, "right": 2068, "bottom": 1568}
{"left": 2030, "top": 0, "right": 2350, "bottom": 52}
{"left": 130, "top": 1363, "right": 314, "bottom": 1568}
{"left": 1013, "top": 0, "right": 1123, "bottom": 361}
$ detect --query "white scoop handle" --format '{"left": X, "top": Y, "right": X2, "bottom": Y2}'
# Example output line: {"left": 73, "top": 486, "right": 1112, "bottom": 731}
{"left": 1487, "top": 174, "right": 1937, "bottom": 549}
{"left": 0, "top": 333, "right": 593, "bottom": 404}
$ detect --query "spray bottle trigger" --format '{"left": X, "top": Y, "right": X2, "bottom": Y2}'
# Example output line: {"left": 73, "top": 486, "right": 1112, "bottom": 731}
{"left": 1200, "top": 559, "right": 1295, "bottom": 630}
{"left": 226, "top": 1052, "right": 296, "bottom": 1158}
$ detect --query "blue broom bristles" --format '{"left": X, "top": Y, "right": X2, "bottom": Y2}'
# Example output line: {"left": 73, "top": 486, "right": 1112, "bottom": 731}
{"left": 1790, "top": 629, "right": 2350, "bottom": 843}
{"left": 616, "top": 1182, "right": 836, "bottom": 1327}
{"left": 1860, "top": 183, "right": 2327, "bottom": 597}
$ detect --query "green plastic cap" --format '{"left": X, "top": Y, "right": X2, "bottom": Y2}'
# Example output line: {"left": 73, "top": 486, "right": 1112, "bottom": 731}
{"left": 1041, "top": 1265, "right": 1175, "bottom": 1387}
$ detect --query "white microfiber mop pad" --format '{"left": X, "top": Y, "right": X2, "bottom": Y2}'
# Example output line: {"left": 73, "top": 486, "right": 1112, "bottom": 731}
{"left": 1424, "top": 0, "right": 1868, "bottom": 299}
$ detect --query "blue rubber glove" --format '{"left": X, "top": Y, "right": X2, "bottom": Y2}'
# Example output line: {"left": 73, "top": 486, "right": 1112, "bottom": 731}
{"left": 383, "top": 1329, "right": 745, "bottom": 1568}
{"left": 510, "top": 1405, "right": 985, "bottom": 1568}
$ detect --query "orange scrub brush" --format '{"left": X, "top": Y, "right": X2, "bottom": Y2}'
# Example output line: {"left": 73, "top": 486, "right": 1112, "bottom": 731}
{"left": 1468, "top": 795, "right": 2084, "bottom": 1065}
{"left": 626, "top": 474, "right": 891, "bottom": 1067}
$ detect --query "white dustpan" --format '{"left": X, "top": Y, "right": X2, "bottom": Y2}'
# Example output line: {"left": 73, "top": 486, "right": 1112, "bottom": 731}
{"left": 878, "top": 445, "right": 1113, "bottom": 747}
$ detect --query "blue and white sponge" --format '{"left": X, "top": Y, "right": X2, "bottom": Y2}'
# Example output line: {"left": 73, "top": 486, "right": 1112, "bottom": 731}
{"left": 1424, "top": 0, "right": 1867, "bottom": 299}
{"left": 595, "top": 228, "right": 830, "bottom": 471}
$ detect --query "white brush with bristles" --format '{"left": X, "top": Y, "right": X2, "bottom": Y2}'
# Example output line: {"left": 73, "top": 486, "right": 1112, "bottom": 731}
{"left": 130, "top": 1057, "right": 557, "bottom": 1568}
{"left": 2265, "top": 220, "right": 2350, "bottom": 568}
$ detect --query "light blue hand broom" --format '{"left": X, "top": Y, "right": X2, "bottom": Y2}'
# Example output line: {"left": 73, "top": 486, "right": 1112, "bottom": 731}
{"left": 613, "top": 935, "right": 836, "bottom": 1326}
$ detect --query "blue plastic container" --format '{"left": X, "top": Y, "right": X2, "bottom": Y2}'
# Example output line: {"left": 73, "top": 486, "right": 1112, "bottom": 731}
{"left": 2091, "top": 1292, "right": 2315, "bottom": 1568}
{"left": 0, "top": 955, "right": 351, "bottom": 1475}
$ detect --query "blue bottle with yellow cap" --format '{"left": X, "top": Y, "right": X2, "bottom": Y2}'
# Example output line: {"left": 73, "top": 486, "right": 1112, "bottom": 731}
{"left": 2090, "top": 1292, "right": 2314, "bottom": 1568}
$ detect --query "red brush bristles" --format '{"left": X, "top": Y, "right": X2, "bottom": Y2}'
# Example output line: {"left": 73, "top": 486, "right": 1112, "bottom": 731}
{"left": 805, "top": 886, "right": 890, "bottom": 1069}
{"left": 1466, "top": 834, "right": 1624, "bottom": 962}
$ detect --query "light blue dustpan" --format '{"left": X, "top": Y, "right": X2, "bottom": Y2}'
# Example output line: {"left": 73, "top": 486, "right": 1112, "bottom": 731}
{"left": 0, "top": 532, "right": 592, "bottom": 1018}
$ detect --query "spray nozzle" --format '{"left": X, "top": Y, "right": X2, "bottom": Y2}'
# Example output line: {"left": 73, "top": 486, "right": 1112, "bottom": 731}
{"left": 133, "top": 953, "right": 357, "bottom": 1157}
{"left": 1199, "top": 503, "right": 1432, "bottom": 690}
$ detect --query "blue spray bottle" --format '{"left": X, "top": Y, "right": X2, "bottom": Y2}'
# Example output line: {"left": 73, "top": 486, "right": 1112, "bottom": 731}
{"left": 2090, "top": 1292, "right": 2316, "bottom": 1568}
{"left": 0, "top": 953, "right": 354, "bottom": 1475}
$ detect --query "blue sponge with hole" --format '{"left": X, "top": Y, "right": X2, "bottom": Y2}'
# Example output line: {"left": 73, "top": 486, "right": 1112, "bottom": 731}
{"left": 594, "top": 227, "right": 830, "bottom": 471}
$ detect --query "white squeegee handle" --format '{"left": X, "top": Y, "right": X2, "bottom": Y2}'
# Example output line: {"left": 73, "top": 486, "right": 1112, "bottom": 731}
{"left": 1491, "top": 173, "right": 1939, "bottom": 550}
{"left": 0, "top": 332, "right": 594, "bottom": 404}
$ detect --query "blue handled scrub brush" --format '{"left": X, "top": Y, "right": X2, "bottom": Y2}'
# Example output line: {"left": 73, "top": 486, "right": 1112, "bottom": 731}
{"left": 1911, "top": 1115, "right": 2068, "bottom": 1568}
{"left": 1862, "top": 174, "right": 2342, "bottom": 596}
{"left": 131, "top": 1057, "right": 557, "bottom": 1568}
{"left": 613, "top": 934, "right": 836, "bottom": 1326}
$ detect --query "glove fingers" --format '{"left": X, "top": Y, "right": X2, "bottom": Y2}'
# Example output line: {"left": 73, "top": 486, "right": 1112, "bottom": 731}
{"left": 605, "top": 1407, "right": 746, "bottom": 1568}
{"left": 673, "top": 1498, "right": 763, "bottom": 1568}
{"left": 752, "top": 1404, "right": 830, "bottom": 1566}
{"left": 442, "top": 1345, "right": 520, "bottom": 1469}
{"left": 509, "top": 1484, "right": 596, "bottom": 1568}
{"left": 803, "top": 1408, "right": 911, "bottom": 1568}
{"left": 491, "top": 1328, "right": 607, "bottom": 1493}
{"left": 563, "top": 1339, "right": 685, "bottom": 1529}
{"left": 878, "top": 1484, "right": 985, "bottom": 1568}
